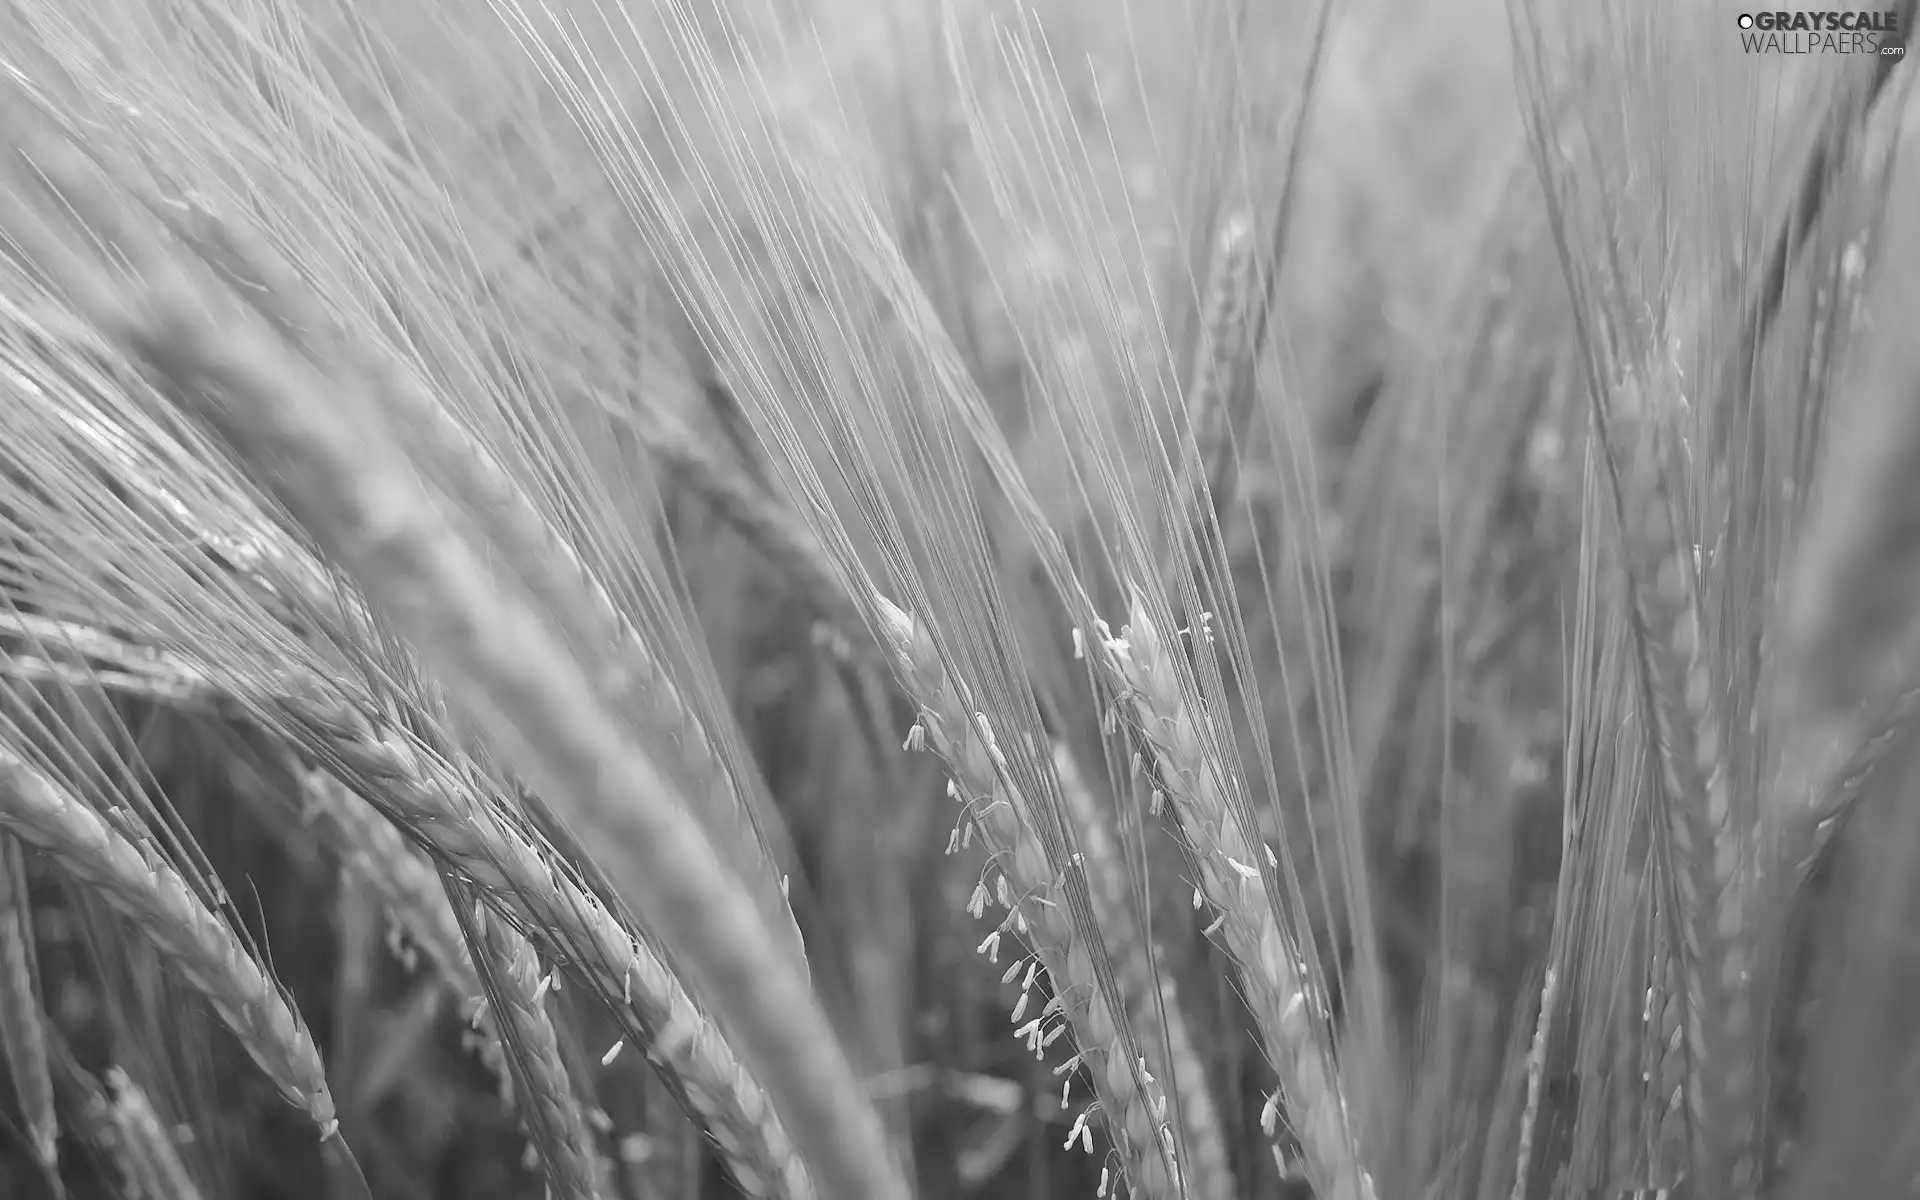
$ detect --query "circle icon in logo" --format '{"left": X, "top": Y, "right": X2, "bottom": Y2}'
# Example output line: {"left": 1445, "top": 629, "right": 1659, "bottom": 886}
{"left": 1738, "top": 13, "right": 1754, "bottom": 27}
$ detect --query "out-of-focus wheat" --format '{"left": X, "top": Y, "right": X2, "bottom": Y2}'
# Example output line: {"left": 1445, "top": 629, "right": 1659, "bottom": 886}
{"left": 106, "top": 1068, "right": 204, "bottom": 1200}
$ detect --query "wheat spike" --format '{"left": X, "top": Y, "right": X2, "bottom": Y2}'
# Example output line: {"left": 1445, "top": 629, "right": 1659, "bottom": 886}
{"left": 876, "top": 594, "right": 1179, "bottom": 1200}
{"left": 1180, "top": 213, "right": 1258, "bottom": 527}
{"left": 1052, "top": 740, "right": 1234, "bottom": 1200}
{"left": 1600, "top": 397, "right": 1750, "bottom": 1187}
{"left": 269, "top": 761, "right": 520, "bottom": 1090}
{"left": 0, "top": 745, "right": 337, "bottom": 1137}
{"left": 1101, "top": 594, "right": 1371, "bottom": 1200}
{"left": 284, "top": 765, "right": 482, "bottom": 1002}
{"left": 313, "top": 713, "right": 811, "bottom": 1199}
{"left": 1509, "top": 966, "right": 1557, "bottom": 1200}
{"left": 461, "top": 886, "right": 603, "bottom": 1200}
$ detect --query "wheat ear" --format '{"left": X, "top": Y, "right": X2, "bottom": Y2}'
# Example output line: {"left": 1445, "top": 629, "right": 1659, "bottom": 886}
{"left": 457, "top": 884, "right": 604, "bottom": 1200}
{"left": 286, "top": 766, "right": 481, "bottom": 1002}
{"left": 1051, "top": 740, "right": 1234, "bottom": 1200}
{"left": 1603, "top": 415, "right": 1750, "bottom": 1189}
{"left": 0, "top": 745, "right": 337, "bottom": 1137}
{"left": 0, "top": 834, "right": 54, "bottom": 1170}
{"left": 1179, "top": 213, "right": 1258, "bottom": 529}
{"left": 1099, "top": 595, "right": 1371, "bottom": 1200}
{"left": 272, "top": 761, "right": 522, "bottom": 1092}
{"left": 875, "top": 595, "right": 1178, "bottom": 1200}
{"left": 1509, "top": 966, "right": 1557, "bottom": 1200}
{"left": 299, "top": 702, "right": 812, "bottom": 1199}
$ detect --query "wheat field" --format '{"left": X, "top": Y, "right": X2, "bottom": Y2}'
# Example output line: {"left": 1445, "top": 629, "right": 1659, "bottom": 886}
{"left": 0, "top": 0, "right": 1913, "bottom": 1198}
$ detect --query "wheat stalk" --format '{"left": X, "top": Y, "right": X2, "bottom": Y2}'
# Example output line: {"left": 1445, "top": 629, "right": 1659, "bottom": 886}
{"left": 1099, "top": 593, "right": 1372, "bottom": 1200}
{"left": 0, "top": 744, "right": 337, "bottom": 1138}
